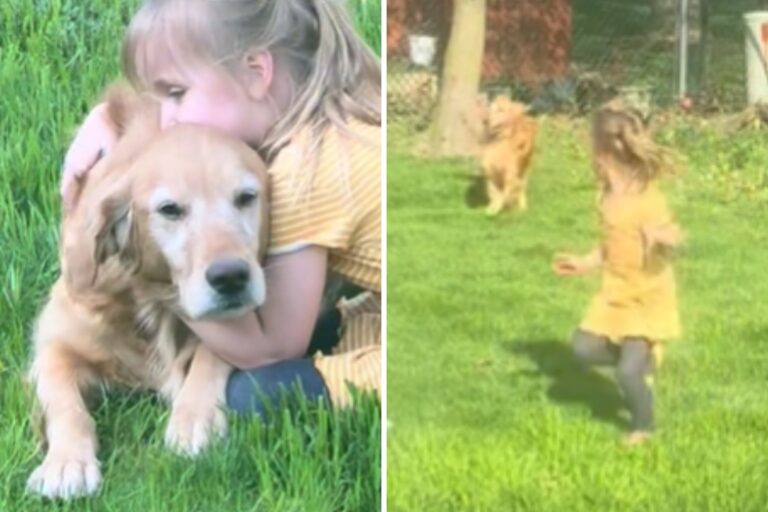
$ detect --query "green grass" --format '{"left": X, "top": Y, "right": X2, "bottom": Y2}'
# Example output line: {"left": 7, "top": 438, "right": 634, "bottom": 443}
{"left": 386, "top": 118, "right": 768, "bottom": 511}
{"left": 0, "top": 1, "right": 380, "bottom": 510}
{"left": 350, "top": 0, "right": 381, "bottom": 57}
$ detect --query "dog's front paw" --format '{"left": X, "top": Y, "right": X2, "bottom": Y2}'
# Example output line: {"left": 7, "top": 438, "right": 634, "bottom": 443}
{"left": 164, "top": 401, "right": 227, "bottom": 456}
{"left": 26, "top": 450, "right": 101, "bottom": 499}
{"left": 485, "top": 204, "right": 502, "bottom": 216}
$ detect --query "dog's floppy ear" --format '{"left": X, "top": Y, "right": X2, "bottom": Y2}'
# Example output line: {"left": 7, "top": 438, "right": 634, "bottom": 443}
{"left": 63, "top": 182, "right": 139, "bottom": 293}
{"left": 102, "top": 82, "right": 150, "bottom": 137}
{"left": 504, "top": 102, "right": 526, "bottom": 127}
{"left": 92, "top": 197, "right": 136, "bottom": 265}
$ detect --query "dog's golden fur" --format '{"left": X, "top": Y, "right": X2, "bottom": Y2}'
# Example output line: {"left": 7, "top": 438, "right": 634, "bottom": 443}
{"left": 476, "top": 95, "right": 537, "bottom": 215}
{"left": 27, "top": 86, "right": 270, "bottom": 499}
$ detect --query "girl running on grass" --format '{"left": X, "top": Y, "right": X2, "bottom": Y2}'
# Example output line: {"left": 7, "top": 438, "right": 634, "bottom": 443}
{"left": 553, "top": 100, "right": 683, "bottom": 446}
{"left": 59, "top": 0, "right": 381, "bottom": 417}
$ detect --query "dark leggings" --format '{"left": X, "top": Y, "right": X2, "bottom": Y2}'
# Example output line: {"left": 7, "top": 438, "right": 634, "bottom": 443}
{"left": 572, "top": 329, "right": 655, "bottom": 431}
{"left": 226, "top": 282, "right": 363, "bottom": 416}
{"left": 226, "top": 358, "right": 330, "bottom": 416}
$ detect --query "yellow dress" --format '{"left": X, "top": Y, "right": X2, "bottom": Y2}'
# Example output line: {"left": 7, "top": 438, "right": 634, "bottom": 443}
{"left": 267, "top": 119, "right": 381, "bottom": 406}
{"left": 580, "top": 183, "right": 681, "bottom": 344}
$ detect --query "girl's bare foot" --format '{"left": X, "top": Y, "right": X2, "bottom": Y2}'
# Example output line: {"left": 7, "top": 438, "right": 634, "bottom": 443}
{"left": 621, "top": 431, "right": 653, "bottom": 447}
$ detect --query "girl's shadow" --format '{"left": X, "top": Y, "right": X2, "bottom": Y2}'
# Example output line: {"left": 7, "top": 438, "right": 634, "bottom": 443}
{"left": 507, "top": 339, "right": 628, "bottom": 429}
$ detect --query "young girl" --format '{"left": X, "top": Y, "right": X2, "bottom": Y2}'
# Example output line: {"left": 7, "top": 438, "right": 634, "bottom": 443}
{"left": 553, "top": 100, "right": 683, "bottom": 446}
{"left": 60, "top": 0, "right": 381, "bottom": 416}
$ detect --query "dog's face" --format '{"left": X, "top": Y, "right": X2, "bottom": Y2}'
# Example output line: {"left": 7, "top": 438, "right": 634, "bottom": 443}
{"left": 65, "top": 124, "right": 270, "bottom": 321}
{"left": 486, "top": 96, "right": 526, "bottom": 134}
{"left": 130, "top": 126, "right": 270, "bottom": 320}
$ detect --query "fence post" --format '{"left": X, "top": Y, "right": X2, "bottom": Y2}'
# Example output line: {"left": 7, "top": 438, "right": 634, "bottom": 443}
{"left": 677, "top": 0, "right": 690, "bottom": 100}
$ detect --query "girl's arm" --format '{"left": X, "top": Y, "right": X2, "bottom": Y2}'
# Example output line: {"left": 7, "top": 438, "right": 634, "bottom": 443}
{"left": 581, "top": 246, "right": 603, "bottom": 268}
{"left": 642, "top": 222, "right": 685, "bottom": 250}
{"left": 184, "top": 246, "right": 328, "bottom": 370}
{"left": 553, "top": 246, "right": 602, "bottom": 276}
{"left": 61, "top": 102, "right": 119, "bottom": 211}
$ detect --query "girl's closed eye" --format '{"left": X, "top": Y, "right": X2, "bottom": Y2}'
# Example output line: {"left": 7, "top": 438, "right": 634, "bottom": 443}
{"left": 166, "top": 86, "right": 187, "bottom": 101}
{"left": 152, "top": 80, "right": 186, "bottom": 102}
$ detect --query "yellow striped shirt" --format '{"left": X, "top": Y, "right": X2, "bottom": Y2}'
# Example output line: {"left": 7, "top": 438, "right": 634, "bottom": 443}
{"left": 267, "top": 120, "right": 381, "bottom": 293}
{"left": 266, "top": 120, "right": 382, "bottom": 407}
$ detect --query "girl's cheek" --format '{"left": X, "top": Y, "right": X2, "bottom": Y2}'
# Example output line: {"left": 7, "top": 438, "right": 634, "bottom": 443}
{"left": 160, "top": 101, "right": 179, "bottom": 129}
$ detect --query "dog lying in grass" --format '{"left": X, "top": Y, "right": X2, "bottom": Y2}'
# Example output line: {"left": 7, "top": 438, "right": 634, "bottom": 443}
{"left": 26, "top": 87, "right": 270, "bottom": 499}
{"left": 472, "top": 95, "right": 537, "bottom": 215}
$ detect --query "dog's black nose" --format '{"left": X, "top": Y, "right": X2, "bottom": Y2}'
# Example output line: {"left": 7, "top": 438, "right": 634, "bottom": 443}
{"left": 206, "top": 258, "right": 251, "bottom": 295}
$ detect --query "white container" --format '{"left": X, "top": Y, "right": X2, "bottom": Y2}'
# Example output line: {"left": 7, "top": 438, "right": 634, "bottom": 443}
{"left": 408, "top": 34, "right": 437, "bottom": 67}
{"left": 744, "top": 11, "right": 768, "bottom": 104}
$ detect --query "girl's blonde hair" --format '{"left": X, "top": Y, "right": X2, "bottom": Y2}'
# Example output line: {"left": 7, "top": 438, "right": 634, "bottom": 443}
{"left": 592, "top": 99, "right": 677, "bottom": 184}
{"left": 122, "top": 0, "right": 380, "bottom": 158}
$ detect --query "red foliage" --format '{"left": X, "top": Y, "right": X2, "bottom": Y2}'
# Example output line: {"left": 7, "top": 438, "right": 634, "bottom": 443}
{"left": 387, "top": 0, "right": 572, "bottom": 85}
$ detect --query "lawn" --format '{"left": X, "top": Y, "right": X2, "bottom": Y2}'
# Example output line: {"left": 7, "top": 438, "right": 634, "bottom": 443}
{"left": 386, "top": 116, "right": 768, "bottom": 511}
{"left": 0, "top": 1, "right": 380, "bottom": 510}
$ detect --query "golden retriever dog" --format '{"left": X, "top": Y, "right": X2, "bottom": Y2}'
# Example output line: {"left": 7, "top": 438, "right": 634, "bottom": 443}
{"left": 26, "top": 89, "right": 269, "bottom": 499}
{"left": 478, "top": 95, "right": 537, "bottom": 215}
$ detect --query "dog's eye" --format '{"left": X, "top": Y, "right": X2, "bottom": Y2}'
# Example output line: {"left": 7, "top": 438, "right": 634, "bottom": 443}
{"left": 157, "top": 201, "right": 185, "bottom": 220}
{"left": 234, "top": 190, "right": 258, "bottom": 209}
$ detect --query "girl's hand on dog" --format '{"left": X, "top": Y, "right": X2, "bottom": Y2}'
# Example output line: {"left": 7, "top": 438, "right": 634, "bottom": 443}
{"left": 61, "top": 103, "right": 119, "bottom": 212}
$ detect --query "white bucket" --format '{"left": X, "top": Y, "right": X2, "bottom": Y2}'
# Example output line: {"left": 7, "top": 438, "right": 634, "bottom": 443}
{"left": 744, "top": 11, "right": 768, "bottom": 104}
{"left": 408, "top": 34, "right": 437, "bottom": 67}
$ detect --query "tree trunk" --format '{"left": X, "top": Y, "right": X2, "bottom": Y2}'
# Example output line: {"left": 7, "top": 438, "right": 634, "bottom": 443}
{"left": 428, "top": 0, "right": 486, "bottom": 157}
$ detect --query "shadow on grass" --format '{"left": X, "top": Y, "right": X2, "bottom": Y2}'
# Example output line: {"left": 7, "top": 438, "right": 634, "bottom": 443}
{"left": 89, "top": 389, "right": 166, "bottom": 447}
{"left": 506, "top": 339, "right": 628, "bottom": 429}
{"left": 444, "top": 165, "right": 487, "bottom": 209}
{"left": 464, "top": 174, "right": 487, "bottom": 209}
